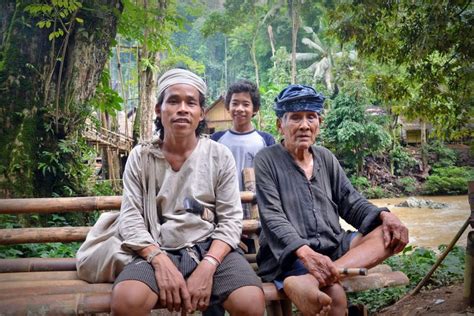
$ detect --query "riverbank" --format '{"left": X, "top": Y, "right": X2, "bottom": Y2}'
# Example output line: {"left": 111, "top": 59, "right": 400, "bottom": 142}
{"left": 341, "top": 195, "right": 470, "bottom": 249}
{"left": 377, "top": 283, "right": 471, "bottom": 315}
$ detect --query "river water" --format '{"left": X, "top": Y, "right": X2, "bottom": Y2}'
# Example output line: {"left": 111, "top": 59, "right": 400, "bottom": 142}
{"left": 340, "top": 195, "right": 471, "bottom": 250}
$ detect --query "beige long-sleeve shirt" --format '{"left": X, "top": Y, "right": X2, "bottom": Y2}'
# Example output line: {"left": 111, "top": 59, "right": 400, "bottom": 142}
{"left": 119, "top": 137, "right": 243, "bottom": 252}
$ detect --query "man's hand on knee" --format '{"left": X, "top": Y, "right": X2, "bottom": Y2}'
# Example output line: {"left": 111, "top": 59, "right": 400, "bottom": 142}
{"left": 296, "top": 245, "right": 339, "bottom": 287}
{"left": 152, "top": 255, "right": 192, "bottom": 313}
{"left": 380, "top": 211, "right": 409, "bottom": 253}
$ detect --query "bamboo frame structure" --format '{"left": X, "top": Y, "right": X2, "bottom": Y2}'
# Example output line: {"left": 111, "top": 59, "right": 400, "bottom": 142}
{"left": 0, "top": 193, "right": 256, "bottom": 214}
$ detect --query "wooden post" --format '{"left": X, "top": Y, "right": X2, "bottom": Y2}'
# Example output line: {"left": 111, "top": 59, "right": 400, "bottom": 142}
{"left": 464, "top": 181, "right": 474, "bottom": 305}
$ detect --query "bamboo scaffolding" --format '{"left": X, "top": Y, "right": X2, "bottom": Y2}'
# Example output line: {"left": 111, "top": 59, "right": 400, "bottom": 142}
{"left": 0, "top": 192, "right": 256, "bottom": 215}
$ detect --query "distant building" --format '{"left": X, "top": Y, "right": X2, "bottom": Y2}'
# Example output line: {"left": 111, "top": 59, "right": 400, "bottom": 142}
{"left": 205, "top": 96, "right": 232, "bottom": 134}
{"left": 398, "top": 116, "right": 432, "bottom": 144}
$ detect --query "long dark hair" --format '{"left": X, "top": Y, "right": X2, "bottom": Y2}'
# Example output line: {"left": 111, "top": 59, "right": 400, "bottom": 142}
{"left": 154, "top": 91, "right": 208, "bottom": 140}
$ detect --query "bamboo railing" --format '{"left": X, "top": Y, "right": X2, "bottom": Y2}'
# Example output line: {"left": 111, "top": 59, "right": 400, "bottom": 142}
{"left": 0, "top": 193, "right": 259, "bottom": 245}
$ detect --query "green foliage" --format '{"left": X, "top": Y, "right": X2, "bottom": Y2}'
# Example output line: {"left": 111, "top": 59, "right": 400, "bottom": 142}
{"left": 321, "top": 94, "right": 391, "bottom": 174}
{"left": 329, "top": 1, "right": 474, "bottom": 140}
{"left": 89, "top": 69, "right": 123, "bottom": 116}
{"left": 37, "top": 136, "right": 96, "bottom": 197}
{"left": 425, "top": 141, "right": 458, "bottom": 168}
{"left": 363, "top": 186, "right": 387, "bottom": 199}
{"left": 349, "top": 176, "right": 388, "bottom": 198}
{"left": 25, "top": 0, "right": 83, "bottom": 41}
{"left": 390, "top": 145, "right": 417, "bottom": 176}
{"left": 349, "top": 245, "right": 465, "bottom": 312}
{"left": 258, "top": 83, "right": 284, "bottom": 138}
{"left": 399, "top": 177, "right": 417, "bottom": 194}
{"left": 423, "top": 166, "right": 474, "bottom": 195}
{"left": 0, "top": 242, "right": 81, "bottom": 259}
{"left": 118, "top": 0, "right": 183, "bottom": 53}
{"left": 349, "top": 176, "right": 370, "bottom": 192}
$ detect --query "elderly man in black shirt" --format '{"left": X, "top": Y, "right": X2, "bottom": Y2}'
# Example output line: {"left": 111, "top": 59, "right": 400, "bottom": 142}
{"left": 254, "top": 85, "right": 408, "bottom": 316}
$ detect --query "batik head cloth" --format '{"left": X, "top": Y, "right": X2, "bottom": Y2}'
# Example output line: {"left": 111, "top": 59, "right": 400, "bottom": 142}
{"left": 274, "top": 84, "right": 325, "bottom": 118}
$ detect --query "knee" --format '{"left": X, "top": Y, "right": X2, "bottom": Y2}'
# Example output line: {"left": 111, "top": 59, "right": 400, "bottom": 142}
{"left": 111, "top": 281, "right": 156, "bottom": 315}
{"left": 224, "top": 286, "right": 265, "bottom": 316}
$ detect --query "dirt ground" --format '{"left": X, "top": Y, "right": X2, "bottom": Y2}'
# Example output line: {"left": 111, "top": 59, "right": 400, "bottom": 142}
{"left": 377, "top": 283, "right": 474, "bottom": 316}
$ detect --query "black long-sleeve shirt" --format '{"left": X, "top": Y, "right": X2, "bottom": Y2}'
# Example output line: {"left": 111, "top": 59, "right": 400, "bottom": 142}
{"left": 255, "top": 144, "right": 384, "bottom": 281}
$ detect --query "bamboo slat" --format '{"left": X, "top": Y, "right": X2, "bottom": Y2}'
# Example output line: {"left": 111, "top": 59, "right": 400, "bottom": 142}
{"left": 0, "top": 269, "right": 409, "bottom": 315}
{"left": 0, "top": 256, "right": 256, "bottom": 273}
{"left": 0, "top": 227, "right": 90, "bottom": 245}
{"left": 0, "top": 257, "right": 76, "bottom": 272}
{"left": 0, "top": 283, "right": 112, "bottom": 300}
{"left": 0, "top": 293, "right": 112, "bottom": 315}
{"left": 0, "top": 193, "right": 256, "bottom": 214}
{"left": 341, "top": 271, "right": 409, "bottom": 292}
{"left": 0, "top": 271, "right": 78, "bottom": 282}
{"left": 0, "top": 219, "right": 260, "bottom": 245}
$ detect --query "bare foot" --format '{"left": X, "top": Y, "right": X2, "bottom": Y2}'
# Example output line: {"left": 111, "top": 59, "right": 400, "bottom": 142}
{"left": 283, "top": 274, "right": 332, "bottom": 316}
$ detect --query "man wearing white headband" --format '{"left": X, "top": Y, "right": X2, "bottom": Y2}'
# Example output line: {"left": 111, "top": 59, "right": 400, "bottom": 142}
{"left": 111, "top": 68, "right": 265, "bottom": 315}
{"left": 255, "top": 84, "right": 408, "bottom": 315}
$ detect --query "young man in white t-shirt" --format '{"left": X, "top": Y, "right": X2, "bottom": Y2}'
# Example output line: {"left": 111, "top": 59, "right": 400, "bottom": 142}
{"left": 211, "top": 80, "right": 275, "bottom": 219}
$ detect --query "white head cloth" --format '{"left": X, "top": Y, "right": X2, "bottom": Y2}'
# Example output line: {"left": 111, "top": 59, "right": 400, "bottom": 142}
{"left": 157, "top": 68, "right": 207, "bottom": 100}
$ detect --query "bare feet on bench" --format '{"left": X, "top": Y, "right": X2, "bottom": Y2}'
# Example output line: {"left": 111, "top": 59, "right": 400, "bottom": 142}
{"left": 283, "top": 274, "right": 332, "bottom": 316}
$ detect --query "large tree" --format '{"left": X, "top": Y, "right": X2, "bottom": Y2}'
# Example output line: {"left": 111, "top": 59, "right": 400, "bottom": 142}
{"left": 0, "top": 0, "right": 122, "bottom": 198}
{"left": 329, "top": 1, "right": 474, "bottom": 139}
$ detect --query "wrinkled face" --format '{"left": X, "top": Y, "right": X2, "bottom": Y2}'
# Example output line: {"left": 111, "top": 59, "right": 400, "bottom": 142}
{"left": 228, "top": 92, "right": 255, "bottom": 127}
{"left": 156, "top": 84, "right": 204, "bottom": 138}
{"left": 278, "top": 111, "right": 322, "bottom": 151}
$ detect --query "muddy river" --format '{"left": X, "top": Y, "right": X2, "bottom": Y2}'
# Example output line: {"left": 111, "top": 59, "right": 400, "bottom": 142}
{"left": 340, "top": 195, "right": 471, "bottom": 249}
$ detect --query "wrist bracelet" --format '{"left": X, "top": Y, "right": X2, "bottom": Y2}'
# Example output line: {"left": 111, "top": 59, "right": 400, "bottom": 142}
{"left": 146, "top": 248, "right": 166, "bottom": 263}
{"left": 203, "top": 256, "right": 219, "bottom": 266}
{"left": 204, "top": 253, "right": 221, "bottom": 265}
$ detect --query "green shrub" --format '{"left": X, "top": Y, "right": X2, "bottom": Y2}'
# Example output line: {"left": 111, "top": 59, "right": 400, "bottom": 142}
{"left": 399, "top": 177, "right": 417, "bottom": 194}
{"left": 363, "top": 186, "right": 387, "bottom": 199}
{"left": 390, "top": 145, "right": 418, "bottom": 175}
{"left": 423, "top": 166, "right": 474, "bottom": 195}
{"left": 425, "top": 141, "right": 457, "bottom": 168}
{"left": 350, "top": 176, "right": 370, "bottom": 191}
{"left": 348, "top": 245, "right": 465, "bottom": 312}
{"left": 0, "top": 242, "right": 81, "bottom": 259}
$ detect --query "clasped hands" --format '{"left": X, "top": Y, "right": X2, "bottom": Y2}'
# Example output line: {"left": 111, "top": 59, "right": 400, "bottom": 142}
{"left": 151, "top": 254, "right": 216, "bottom": 314}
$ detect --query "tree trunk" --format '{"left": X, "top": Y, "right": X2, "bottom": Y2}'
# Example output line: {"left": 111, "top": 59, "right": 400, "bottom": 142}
{"left": 290, "top": 0, "right": 300, "bottom": 84}
{"left": 0, "top": 0, "right": 122, "bottom": 198}
{"left": 421, "top": 120, "right": 427, "bottom": 171}
{"left": 267, "top": 25, "right": 276, "bottom": 67}
{"left": 138, "top": 0, "right": 163, "bottom": 141}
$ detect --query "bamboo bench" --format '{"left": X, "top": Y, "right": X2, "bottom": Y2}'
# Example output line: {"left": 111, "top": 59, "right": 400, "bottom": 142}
{"left": 0, "top": 195, "right": 409, "bottom": 315}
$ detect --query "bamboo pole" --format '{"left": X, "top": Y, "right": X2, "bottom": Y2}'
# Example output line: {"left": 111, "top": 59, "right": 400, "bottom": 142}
{"left": 243, "top": 168, "right": 259, "bottom": 220}
{"left": 0, "top": 227, "right": 90, "bottom": 245}
{"left": 465, "top": 181, "right": 474, "bottom": 305}
{"left": 0, "top": 292, "right": 112, "bottom": 315}
{"left": 0, "top": 283, "right": 112, "bottom": 300}
{"left": 0, "top": 270, "right": 409, "bottom": 315}
{"left": 0, "top": 196, "right": 121, "bottom": 214}
{"left": 0, "top": 192, "right": 256, "bottom": 215}
{"left": 0, "top": 219, "right": 260, "bottom": 245}
{"left": 0, "top": 257, "right": 76, "bottom": 272}
{"left": 410, "top": 217, "right": 470, "bottom": 296}
{"left": 0, "top": 271, "right": 78, "bottom": 282}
